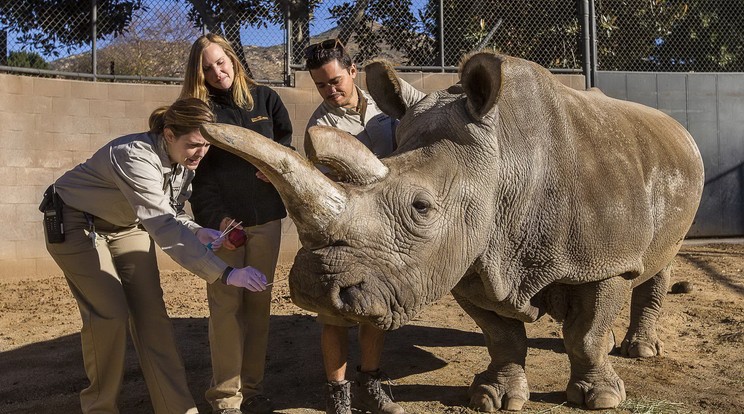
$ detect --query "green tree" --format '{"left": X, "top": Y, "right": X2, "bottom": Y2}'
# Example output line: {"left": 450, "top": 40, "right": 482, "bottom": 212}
{"left": 412, "top": 0, "right": 744, "bottom": 72}
{"left": 7, "top": 50, "right": 49, "bottom": 69}
{"left": 1, "top": 0, "right": 321, "bottom": 77}
{"left": 185, "top": 0, "right": 324, "bottom": 75}
{"left": 0, "top": 0, "right": 143, "bottom": 57}
{"left": 596, "top": 0, "right": 744, "bottom": 71}
{"left": 595, "top": 0, "right": 690, "bottom": 71}
{"left": 668, "top": 0, "right": 744, "bottom": 72}
{"left": 419, "top": 0, "right": 580, "bottom": 69}
{"left": 186, "top": 0, "right": 274, "bottom": 76}
{"left": 274, "top": 0, "right": 323, "bottom": 66}
{"left": 328, "top": 0, "right": 432, "bottom": 66}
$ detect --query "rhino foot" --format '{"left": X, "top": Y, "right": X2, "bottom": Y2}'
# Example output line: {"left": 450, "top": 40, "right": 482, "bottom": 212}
{"left": 620, "top": 334, "right": 663, "bottom": 358}
{"left": 566, "top": 375, "right": 625, "bottom": 410}
{"left": 468, "top": 369, "right": 529, "bottom": 412}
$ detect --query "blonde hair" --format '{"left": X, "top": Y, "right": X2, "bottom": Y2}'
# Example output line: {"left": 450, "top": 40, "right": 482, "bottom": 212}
{"left": 149, "top": 97, "right": 216, "bottom": 137}
{"left": 180, "top": 33, "right": 256, "bottom": 110}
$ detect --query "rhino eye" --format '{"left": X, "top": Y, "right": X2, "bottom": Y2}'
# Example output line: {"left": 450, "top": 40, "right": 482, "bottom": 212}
{"left": 412, "top": 199, "right": 431, "bottom": 214}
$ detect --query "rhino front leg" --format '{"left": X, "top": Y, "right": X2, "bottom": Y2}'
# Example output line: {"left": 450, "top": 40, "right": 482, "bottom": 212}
{"left": 453, "top": 292, "right": 529, "bottom": 412}
{"left": 563, "top": 276, "right": 630, "bottom": 409}
{"left": 620, "top": 264, "right": 670, "bottom": 358}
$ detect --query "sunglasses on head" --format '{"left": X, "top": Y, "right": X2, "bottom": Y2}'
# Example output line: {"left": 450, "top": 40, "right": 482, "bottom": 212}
{"left": 304, "top": 38, "right": 344, "bottom": 59}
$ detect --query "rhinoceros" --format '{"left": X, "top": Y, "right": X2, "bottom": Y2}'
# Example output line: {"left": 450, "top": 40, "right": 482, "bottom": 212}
{"left": 199, "top": 51, "right": 704, "bottom": 411}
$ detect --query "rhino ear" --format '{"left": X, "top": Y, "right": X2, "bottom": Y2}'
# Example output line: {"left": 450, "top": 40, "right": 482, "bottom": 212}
{"left": 365, "top": 60, "right": 425, "bottom": 119}
{"left": 460, "top": 52, "right": 503, "bottom": 120}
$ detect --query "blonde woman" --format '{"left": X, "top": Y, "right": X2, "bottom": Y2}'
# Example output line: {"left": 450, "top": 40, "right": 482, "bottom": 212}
{"left": 180, "top": 34, "right": 292, "bottom": 414}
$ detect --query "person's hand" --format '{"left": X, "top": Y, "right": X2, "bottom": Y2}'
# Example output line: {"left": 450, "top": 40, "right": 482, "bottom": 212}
{"left": 256, "top": 170, "right": 270, "bottom": 183}
{"left": 196, "top": 228, "right": 224, "bottom": 251}
{"left": 219, "top": 217, "right": 244, "bottom": 250}
{"left": 225, "top": 266, "right": 267, "bottom": 291}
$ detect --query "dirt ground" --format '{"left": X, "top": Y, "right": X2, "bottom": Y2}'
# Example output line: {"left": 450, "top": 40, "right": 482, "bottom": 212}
{"left": 1, "top": 242, "right": 743, "bottom": 414}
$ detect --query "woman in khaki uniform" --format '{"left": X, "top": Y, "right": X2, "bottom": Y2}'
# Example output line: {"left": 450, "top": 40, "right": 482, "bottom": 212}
{"left": 42, "top": 98, "right": 268, "bottom": 414}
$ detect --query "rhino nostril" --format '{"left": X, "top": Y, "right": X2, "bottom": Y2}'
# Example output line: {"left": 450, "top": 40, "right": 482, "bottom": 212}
{"left": 339, "top": 284, "right": 359, "bottom": 303}
{"left": 330, "top": 239, "right": 350, "bottom": 247}
{"left": 338, "top": 283, "right": 368, "bottom": 313}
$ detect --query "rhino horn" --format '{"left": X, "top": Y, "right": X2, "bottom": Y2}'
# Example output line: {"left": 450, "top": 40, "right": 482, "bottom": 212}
{"left": 365, "top": 59, "right": 426, "bottom": 120}
{"left": 305, "top": 126, "right": 389, "bottom": 185}
{"left": 460, "top": 52, "right": 503, "bottom": 120}
{"left": 200, "top": 123, "right": 347, "bottom": 249}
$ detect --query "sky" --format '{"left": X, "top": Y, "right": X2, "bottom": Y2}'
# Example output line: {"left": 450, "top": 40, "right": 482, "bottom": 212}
{"left": 5, "top": 0, "right": 429, "bottom": 61}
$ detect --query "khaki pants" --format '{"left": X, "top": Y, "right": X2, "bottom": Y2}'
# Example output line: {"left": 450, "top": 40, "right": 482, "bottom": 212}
{"left": 205, "top": 219, "right": 282, "bottom": 410}
{"left": 46, "top": 205, "right": 197, "bottom": 414}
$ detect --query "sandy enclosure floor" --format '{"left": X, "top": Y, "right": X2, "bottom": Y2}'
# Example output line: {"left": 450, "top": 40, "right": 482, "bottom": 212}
{"left": 1, "top": 242, "right": 743, "bottom": 413}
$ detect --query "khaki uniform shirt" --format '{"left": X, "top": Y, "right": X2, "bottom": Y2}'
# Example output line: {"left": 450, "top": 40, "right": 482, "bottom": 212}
{"left": 54, "top": 132, "right": 227, "bottom": 283}
{"left": 306, "top": 86, "right": 397, "bottom": 157}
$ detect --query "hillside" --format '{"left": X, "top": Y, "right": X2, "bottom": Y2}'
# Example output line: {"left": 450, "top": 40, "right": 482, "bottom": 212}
{"left": 48, "top": 29, "right": 410, "bottom": 84}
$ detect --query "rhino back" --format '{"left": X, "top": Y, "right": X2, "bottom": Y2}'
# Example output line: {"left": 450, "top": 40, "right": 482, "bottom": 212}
{"left": 439, "top": 56, "right": 703, "bottom": 312}
{"left": 551, "top": 81, "right": 702, "bottom": 280}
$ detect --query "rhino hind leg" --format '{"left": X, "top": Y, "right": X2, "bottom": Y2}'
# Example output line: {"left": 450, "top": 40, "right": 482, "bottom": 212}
{"left": 620, "top": 264, "right": 671, "bottom": 358}
{"left": 452, "top": 292, "right": 529, "bottom": 412}
{"left": 563, "top": 276, "right": 630, "bottom": 409}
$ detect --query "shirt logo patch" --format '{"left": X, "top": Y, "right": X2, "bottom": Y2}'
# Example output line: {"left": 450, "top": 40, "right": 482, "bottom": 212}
{"left": 251, "top": 115, "right": 269, "bottom": 122}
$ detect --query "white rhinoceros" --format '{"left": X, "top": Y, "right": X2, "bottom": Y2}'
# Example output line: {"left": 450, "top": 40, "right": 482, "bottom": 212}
{"left": 199, "top": 52, "right": 704, "bottom": 412}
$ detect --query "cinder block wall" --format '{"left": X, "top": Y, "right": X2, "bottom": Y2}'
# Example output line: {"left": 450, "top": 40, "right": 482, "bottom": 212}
{"left": 0, "top": 71, "right": 584, "bottom": 281}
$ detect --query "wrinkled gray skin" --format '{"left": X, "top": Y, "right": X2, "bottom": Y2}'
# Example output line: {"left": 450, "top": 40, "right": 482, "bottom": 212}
{"left": 199, "top": 52, "right": 704, "bottom": 412}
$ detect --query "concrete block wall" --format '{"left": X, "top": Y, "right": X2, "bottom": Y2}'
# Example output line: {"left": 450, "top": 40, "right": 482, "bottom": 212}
{"left": 0, "top": 75, "right": 185, "bottom": 280}
{"left": 0, "top": 71, "right": 584, "bottom": 281}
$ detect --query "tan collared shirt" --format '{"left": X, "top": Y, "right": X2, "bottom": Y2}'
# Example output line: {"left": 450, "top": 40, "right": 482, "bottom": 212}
{"left": 54, "top": 131, "right": 227, "bottom": 283}
{"left": 306, "top": 86, "right": 397, "bottom": 157}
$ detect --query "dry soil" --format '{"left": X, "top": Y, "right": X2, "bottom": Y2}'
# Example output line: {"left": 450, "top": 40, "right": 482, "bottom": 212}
{"left": 1, "top": 242, "right": 743, "bottom": 413}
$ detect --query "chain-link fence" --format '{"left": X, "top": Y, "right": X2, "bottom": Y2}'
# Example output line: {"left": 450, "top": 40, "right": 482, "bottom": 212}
{"left": 0, "top": 1, "right": 204, "bottom": 82}
{"left": 0, "top": 1, "right": 741, "bottom": 85}
{"left": 594, "top": 0, "right": 744, "bottom": 72}
{"left": 294, "top": 0, "right": 583, "bottom": 71}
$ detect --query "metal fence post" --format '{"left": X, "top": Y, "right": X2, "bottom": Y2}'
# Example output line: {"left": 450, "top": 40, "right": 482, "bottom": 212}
{"left": 581, "top": 0, "right": 591, "bottom": 89}
{"left": 91, "top": 0, "right": 97, "bottom": 81}
{"left": 589, "top": 0, "right": 598, "bottom": 86}
{"left": 0, "top": 30, "right": 6, "bottom": 65}
{"left": 439, "top": 0, "right": 444, "bottom": 71}
{"left": 285, "top": 3, "right": 292, "bottom": 87}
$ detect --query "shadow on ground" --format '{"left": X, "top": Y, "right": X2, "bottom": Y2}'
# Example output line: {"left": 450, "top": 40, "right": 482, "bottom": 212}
{"left": 0, "top": 314, "right": 488, "bottom": 413}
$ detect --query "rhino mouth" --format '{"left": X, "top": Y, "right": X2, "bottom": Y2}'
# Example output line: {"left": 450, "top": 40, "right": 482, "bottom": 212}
{"left": 336, "top": 283, "right": 391, "bottom": 325}
{"left": 302, "top": 276, "right": 394, "bottom": 329}
{"left": 289, "top": 248, "right": 402, "bottom": 330}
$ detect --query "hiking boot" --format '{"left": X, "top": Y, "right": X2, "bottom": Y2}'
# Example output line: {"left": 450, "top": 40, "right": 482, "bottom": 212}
{"left": 325, "top": 380, "right": 352, "bottom": 414}
{"left": 241, "top": 394, "right": 274, "bottom": 414}
{"left": 353, "top": 369, "right": 405, "bottom": 414}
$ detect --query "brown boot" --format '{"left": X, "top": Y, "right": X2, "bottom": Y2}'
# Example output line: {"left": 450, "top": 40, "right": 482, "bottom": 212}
{"left": 353, "top": 369, "right": 405, "bottom": 414}
{"left": 325, "top": 380, "right": 352, "bottom": 414}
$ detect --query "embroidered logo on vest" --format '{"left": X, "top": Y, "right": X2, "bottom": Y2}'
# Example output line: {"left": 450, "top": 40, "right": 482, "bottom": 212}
{"left": 251, "top": 115, "right": 269, "bottom": 122}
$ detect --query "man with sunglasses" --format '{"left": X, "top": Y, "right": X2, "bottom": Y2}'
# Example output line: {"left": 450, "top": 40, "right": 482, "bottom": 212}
{"left": 304, "top": 38, "right": 404, "bottom": 414}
